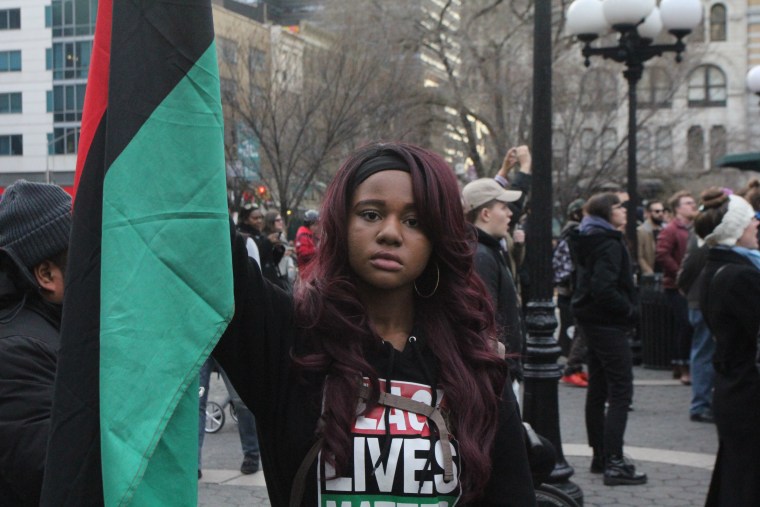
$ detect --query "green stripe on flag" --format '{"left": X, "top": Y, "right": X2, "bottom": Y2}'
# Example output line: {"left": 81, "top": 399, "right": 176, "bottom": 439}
{"left": 100, "top": 42, "right": 233, "bottom": 506}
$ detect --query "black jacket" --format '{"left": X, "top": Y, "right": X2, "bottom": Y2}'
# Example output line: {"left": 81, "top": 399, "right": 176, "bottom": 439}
{"left": 676, "top": 240, "right": 708, "bottom": 309}
{"left": 472, "top": 227, "right": 524, "bottom": 381}
{"left": 569, "top": 226, "right": 637, "bottom": 327}
{"left": 238, "top": 223, "right": 288, "bottom": 290}
{"left": 214, "top": 231, "right": 536, "bottom": 506}
{"left": 699, "top": 247, "right": 760, "bottom": 507}
{"left": 0, "top": 272, "right": 61, "bottom": 507}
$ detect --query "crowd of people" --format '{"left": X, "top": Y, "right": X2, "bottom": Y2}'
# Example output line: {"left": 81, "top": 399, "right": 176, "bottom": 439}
{"left": 2, "top": 140, "right": 760, "bottom": 505}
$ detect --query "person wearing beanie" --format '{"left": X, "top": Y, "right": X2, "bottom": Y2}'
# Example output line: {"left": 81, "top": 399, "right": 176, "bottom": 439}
{"left": 0, "top": 180, "right": 71, "bottom": 506}
{"left": 295, "top": 209, "right": 319, "bottom": 273}
{"left": 697, "top": 193, "right": 760, "bottom": 506}
{"left": 554, "top": 198, "right": 588, "bottom": 386}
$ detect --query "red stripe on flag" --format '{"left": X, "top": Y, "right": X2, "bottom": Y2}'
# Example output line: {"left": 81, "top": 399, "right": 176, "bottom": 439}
{"left": 73, "top": 0, "right": 112, "bottom": 203}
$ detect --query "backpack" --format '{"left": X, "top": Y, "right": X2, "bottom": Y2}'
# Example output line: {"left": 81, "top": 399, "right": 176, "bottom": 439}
{"left": 552, "top": 225, "right": 577, "bottom": 294}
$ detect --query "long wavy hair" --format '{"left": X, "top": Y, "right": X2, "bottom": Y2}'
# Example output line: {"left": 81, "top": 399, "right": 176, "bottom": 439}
{"left": 294, "top": 142, "right": 508, "bottom": 498}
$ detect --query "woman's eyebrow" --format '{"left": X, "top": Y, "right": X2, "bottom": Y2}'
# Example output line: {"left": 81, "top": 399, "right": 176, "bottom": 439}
{"left": 353, "top": 199, "right": 417, "bottom": 210}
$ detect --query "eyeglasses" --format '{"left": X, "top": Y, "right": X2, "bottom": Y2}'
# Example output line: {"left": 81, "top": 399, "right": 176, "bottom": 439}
{"left": 650, "top": 209, "right": 664, "bottom": 214}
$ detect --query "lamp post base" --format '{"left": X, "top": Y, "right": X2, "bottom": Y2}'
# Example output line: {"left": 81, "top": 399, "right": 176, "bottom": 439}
{"left": 522, "top": 300, "right": 584, "bottom": 506}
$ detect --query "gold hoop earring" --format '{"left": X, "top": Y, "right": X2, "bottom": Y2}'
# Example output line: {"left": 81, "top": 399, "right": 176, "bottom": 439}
{"left": 414, "top": 261, "right": 439, "bottom": 298}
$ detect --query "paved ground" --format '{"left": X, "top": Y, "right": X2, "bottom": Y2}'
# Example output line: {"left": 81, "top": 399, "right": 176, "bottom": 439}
{"left": 199, "top": 366, "right": 717, "bottom": 506}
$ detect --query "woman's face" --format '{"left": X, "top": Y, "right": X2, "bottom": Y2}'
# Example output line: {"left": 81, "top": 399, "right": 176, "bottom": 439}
{"left": 247, "top": 210, "right": 264, "bottom": 231}
{"left": 736, "top": 217, "right": 759, "bottom": 249}
{"left": 274, "top": 215, "right": 283, "bottom": 232}
{"left": 609, "top": 202, "right": 627, "bottom": 229}
{"left": 347, "top": 170, "right": 432, "bottom": 294}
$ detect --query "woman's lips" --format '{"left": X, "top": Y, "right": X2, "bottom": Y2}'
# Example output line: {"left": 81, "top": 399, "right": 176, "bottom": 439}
{"left": 370, "top": 253, "right": 403, "bottom": 271}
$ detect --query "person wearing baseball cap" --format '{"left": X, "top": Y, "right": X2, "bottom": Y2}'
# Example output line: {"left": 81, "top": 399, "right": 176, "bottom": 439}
{"left": 462, "top": 178, "right": 524, "bottom": 394}
{"left": 0, "top": 180, "right": 71, "bottom": 506}
{"left": 462, "top": 178, "right": 522, "bottom": 216}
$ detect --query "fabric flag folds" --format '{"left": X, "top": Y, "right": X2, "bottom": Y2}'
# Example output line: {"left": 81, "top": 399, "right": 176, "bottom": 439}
{"left": 41, "top": 1, "right": 234, "bottom": 505}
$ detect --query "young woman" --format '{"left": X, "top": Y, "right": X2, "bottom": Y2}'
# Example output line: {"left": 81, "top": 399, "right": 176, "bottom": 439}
{"left": 214, "top": 142, "right": 535, "bottom": 506}
{"left": 697, "top": 193, "right": 760, "bottom": 506}
{"left": 262, "top": 210, "right": 291, "bottom": 290}
{"left": 569, "top": 192, "right": 645, "bottom": 486}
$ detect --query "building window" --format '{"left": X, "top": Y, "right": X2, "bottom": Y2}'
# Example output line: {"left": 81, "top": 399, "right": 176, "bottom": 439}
{"left": 580, "top": 69, "right": 617, "bottom": 111}
{"left": 218, "top": 37, "right": 238, "bottom": 65}
{"left": 710, "top": 4, "right": 727, "bottom": 42}
{"left": 688, "top": 65, "right": 727, "bottom": 107}
{"left": 51, "top": 40, "right": 92, "bottom": 79}
{"left": 600, "top": 128, "right": 618, "bottom": 166}
{"left": 0, "top": 135, "right": 23, "bottom": 156}
{"left": 639, "top": 66, "right": 672, "bottom": 108}
{"left": 553, "top": 129, "right": 567, "bottom": 174}
{"left": 655, "top": 127, "right": 673, "bottom": 170}
{"left": 687, "top": 126, "right": 704, "bottom": 169}
{"left": 45, "top": 5, "right": 52, "bottom": 27}
{"left": 0, "top": 50, "right": 21, "bottom": 72}
{"left": 48, "top": 127, "right": 80, "bottom": 155}
{"left": 46, "top": 90, "right": 53, "bottom": 112}
{"left": 0, "top": 92, "right": 22, "bottom": 114}
{"left": 51, "top": 0, "right": 98, "bottom": 37}
{"left": 579, "top": 128, "right": 597, "bottom": 168}
{"left": 710, "top": 125, "right": 727, "bottom": 168}
{"left": 52, "top": 83, "right": 87, "bottom": 122}
{"left": 0, "top": 8, "right": 21, "bottom": 29}
{"left": 249, "top": 47, "right": 266, "bottom": 70}
{"left": 638, "top": 127, "right": 652, "bottom": 170}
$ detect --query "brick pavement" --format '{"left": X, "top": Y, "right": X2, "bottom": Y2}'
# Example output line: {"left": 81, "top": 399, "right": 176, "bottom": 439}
{"left": 199, "top": 366, "right": 717, "bottom": 506}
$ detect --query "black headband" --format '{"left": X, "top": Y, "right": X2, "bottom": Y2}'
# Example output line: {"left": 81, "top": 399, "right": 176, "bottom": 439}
{"left": 348, "top": 154, "right": 411, "bottom": 195}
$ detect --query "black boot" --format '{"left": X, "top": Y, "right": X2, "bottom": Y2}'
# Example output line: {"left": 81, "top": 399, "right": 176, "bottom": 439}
{"left": 603, "top": 455, "right": 647, "bottom": 486}
{"left": 590, "top": 448, "right": 604, "bottom": 474}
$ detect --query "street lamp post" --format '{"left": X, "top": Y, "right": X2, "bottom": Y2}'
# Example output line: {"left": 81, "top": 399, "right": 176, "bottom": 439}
{"left": 566, "top": 0, "right": 702, "bottom": 253}
{"left": 747, "top": 66, "right": 760, "bottom": 104}
{"left": 522, "top": 0, "right": 584, "bottom": 504}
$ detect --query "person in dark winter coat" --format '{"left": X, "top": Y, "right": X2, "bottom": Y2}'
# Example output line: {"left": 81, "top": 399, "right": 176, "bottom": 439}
{"left": 0, "top": 181, "right": 72, "bottom": 507}
{"left": 555, "top": 199, "right": 588, "bottom": 387}
{"left": 570, "top": 192, "right": 646, "bottom": 486}
{"left": 214, "top": 142, "right": 535, "bottom": 506}
{"left": 462, "top": 178, "right": 524, "bottom": 391}
{"left": 696, "top": 193, "right": 760, "bottom": 507}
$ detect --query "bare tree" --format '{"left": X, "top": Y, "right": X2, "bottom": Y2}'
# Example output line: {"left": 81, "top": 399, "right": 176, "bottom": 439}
{"left": 404, "top": 0, "right": 708, "bottom": 222}
{"left": 218, "top": 14, "right": 428, "bottom": 221}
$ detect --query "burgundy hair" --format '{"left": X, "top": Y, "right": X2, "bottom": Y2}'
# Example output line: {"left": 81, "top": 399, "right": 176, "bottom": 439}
{"left": 294, "top": 142, "right": 508, "bottom": 498}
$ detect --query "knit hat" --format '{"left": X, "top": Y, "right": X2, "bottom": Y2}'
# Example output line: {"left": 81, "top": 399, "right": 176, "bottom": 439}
{"left": 304, "top": 209, "right": 319, "bottom": 225}
{"left": 567, "top": 198, "right": 585, "bottom": 218}
{"left": 0, "top": 180, "right": 72, "bottom": 286}
{"left": 703, "top": 194, "right": 755, "bottom": 246}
